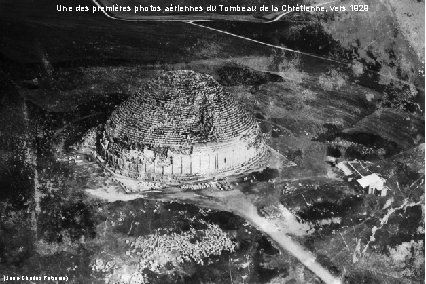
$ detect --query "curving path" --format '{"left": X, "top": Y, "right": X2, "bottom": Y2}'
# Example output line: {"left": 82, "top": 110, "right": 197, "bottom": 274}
{"left": 86, "top": 171, "right": 343, "bottom": 284}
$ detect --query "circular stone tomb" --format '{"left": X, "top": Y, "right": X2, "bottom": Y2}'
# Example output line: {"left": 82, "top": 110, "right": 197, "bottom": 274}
{"left": 99, "top": 70, "right": 267, "bottom": 183}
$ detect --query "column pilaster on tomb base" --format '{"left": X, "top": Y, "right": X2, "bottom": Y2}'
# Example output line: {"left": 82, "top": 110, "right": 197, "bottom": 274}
{"left": 181, "top": 155, "right": 191, "bottom": 175}
{"left": 191, "top": 155, "right": 201, "bottom": 174}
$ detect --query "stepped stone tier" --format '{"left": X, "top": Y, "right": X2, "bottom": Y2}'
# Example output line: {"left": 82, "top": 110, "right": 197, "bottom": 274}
{"left": 99, "top": 70, "right": 267, "bottom": 183}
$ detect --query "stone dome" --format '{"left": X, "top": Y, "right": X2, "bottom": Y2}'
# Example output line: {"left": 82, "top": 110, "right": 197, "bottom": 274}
{"left": 105, "top": 70, "right": 258, "bottom": 148}
{"left": 99, "top": 70, "right": 267, "bottom": 183}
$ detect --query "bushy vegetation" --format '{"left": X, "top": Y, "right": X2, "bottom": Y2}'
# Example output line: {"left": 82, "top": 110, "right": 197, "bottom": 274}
{"left": 131, "top": 220, "right": 236, "bottom": 271}
{"left": 91, "top": 216, "right": 236, "bottom": 282}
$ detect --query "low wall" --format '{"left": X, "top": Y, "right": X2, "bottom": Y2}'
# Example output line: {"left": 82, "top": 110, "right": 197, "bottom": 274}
{"left": 102, "top": 140, "right": 266, "bottom": 181}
